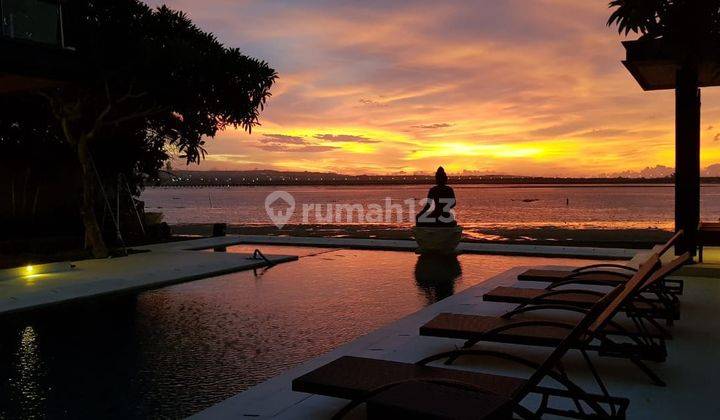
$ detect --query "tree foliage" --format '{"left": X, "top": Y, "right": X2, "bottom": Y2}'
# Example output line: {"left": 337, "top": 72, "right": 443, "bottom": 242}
{"left": 57, "top": 1, "right": 277, "bottom": 164}
{"left": 607, "top": 0, "right": 720, "bottom": 45}
{"left": 2, "top": 0, "right": 277, "bottom": 256}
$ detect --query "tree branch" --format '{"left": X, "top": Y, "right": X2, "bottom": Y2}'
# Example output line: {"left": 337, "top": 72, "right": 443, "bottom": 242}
{"left": 102, "top": 105, "right": 168, "bottom": 127}
{"left": 111, "top": 77, "right": 149, "bottom": 104}
{"left": 85, "top": 100, "right": 113, "bottom": 140}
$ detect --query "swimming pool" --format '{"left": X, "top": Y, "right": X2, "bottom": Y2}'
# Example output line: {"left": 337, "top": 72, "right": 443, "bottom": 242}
{"left": 0, "top": 246, "right": 605, "bottom": 418}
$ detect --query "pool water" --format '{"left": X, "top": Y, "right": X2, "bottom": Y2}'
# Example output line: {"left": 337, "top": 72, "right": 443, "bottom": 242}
{"left": 0, "top": 246, "right": 603, "bottom": 418}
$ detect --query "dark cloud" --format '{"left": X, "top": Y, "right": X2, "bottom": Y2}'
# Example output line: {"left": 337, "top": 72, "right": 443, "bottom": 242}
{"left": 529, "top": 122, "right": 588, "bottom": 137}
{"left": 296, "top": 145, "right": 339, "bottom": 152}
{"left": 358, "top": 98, "right": 387, "bottom": 107}
{"left": 255, "top": 144, "right": 339, "bottom": 153}
{"left": 314, "top": 134, "right": 380, "bottom": 143}
{"left": 256, "top": 133, "right": 340, "bottom": 152}
{"left": 412, "top": 123, "right": 453, "bottom": 129}
{"left": 260, "top": 134, "right": 308, "bottom": 144}
{"left": 577, "top": 128, "right": 629, "bottom": 138}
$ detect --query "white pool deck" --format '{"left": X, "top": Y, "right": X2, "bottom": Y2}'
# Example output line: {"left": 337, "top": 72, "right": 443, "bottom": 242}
{"left": 0, "top": 237, "right": 297, "bottom": 316}
{"left": 194, "top": 265, "right": 720, "bottom": 419}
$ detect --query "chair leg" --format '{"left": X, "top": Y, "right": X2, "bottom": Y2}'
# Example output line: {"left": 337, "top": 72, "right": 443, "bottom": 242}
{"left": 630, "top": 357, "right": 666, "bottom": 387}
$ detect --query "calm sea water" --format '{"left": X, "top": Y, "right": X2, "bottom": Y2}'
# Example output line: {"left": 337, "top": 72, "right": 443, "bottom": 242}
{"left": 0, "top": 246, "right": 604, "bottom": 418}
{"left": 142, "top": 184, "right": 720, "bottom": 230}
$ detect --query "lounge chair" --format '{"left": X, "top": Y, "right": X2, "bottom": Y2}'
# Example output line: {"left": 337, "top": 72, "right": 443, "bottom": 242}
{"left": 516, "top": 231, "right": 684, "bottom": 296}
{"left": 420, "top": 256, "right": 669, "bottom": 386}
{"left": 364, "top": 381, "right": 513, "bottom": 419}
{"left": 293, "top": 287, "right": 629, "bottom": 419}
{"left": 697, "top": 221, "right": 720, "bottom": 262}
{"left": 483, "top": 253, "right": 690, "bottom": 326}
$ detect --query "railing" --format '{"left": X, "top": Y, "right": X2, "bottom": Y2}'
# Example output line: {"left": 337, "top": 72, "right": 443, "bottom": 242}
{"left": 0, "top": 0, "right": 64, "bottom": 47}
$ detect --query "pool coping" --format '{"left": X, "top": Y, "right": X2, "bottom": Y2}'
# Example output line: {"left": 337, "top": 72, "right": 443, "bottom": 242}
{"left": 195, "top": 234, "right": 638, "bottom": 260}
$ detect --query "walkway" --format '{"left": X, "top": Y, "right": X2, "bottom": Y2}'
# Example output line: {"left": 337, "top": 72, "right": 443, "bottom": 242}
{"left": 0, "top": 237, "right": 297, "bottom": 316}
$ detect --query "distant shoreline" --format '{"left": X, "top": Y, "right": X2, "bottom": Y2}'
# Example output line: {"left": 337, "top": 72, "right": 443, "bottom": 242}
{"left": 150, "top": 180, "right": 720, "bottom": 188}
{"left": 147, "top": 183, "right": 720, "bottom": 189}
{"left": 151, "top": 170, "right": 720, "bottom": 187}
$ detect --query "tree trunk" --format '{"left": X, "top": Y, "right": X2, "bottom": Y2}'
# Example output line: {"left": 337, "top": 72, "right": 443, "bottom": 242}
{"left": 675, "top": 64, "right": 701, "bottom": 256}
{"left": 77, "top": 138, "right": 109, "bottom": 258}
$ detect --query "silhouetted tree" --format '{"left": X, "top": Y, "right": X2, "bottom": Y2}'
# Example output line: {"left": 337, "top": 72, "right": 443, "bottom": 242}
{"left": 0, "top": 94, "right": 168, "bottom": 230}
{"left": 39, "top": 1, "right": 277, "bottom": 257}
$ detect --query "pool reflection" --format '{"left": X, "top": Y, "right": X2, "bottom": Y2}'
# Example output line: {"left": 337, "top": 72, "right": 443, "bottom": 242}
{"left": 0, "top": 247, "right": 603, "bottom": 418}
{"left": 414, "top": 254, "right": 463, "bottom": 305}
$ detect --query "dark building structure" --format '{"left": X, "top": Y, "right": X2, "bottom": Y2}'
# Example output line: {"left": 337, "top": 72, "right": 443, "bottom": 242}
{"left": 0, "top": 0, "right": 82, "bottom": 92}
{"left": 0, "top": 1, "right": 84, "bottom": 245}
{"left": 623, "top": 38, "right": 720, "bottom": 255}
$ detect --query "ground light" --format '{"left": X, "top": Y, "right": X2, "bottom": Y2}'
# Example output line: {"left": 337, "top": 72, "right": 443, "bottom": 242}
{"left": 24, "top": 264, "right": 40, "bottom": 284}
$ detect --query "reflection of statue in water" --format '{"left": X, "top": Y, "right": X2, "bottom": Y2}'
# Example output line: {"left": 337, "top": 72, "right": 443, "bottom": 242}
{"left": 414, "top": 254, "right": 462, "bottom": 305}
{"left": 416, "top": 166, "right": 456, "bottom": 226}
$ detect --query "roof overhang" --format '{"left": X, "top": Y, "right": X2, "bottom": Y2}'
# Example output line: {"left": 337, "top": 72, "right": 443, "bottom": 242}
{"left": 622, "top": 39, "right": 720, "bottom": 91}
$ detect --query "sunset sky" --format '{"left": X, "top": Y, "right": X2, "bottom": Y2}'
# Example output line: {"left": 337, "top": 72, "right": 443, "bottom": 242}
{"left": 146, "top": 0, "right": 720, "bottom": 177}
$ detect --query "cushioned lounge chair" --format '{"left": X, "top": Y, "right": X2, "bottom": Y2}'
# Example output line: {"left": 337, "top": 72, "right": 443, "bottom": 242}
{"left": 517, "top": 231, "right": 684, "bottom": 296}
{"left": 484, "top": 253, "right": 690, "bottom": 327}
{"left": 420, "top": 256, "right": 669, "bottom": 386}
{"left": 293, "top": 287, "right": 629, "bottom": 419}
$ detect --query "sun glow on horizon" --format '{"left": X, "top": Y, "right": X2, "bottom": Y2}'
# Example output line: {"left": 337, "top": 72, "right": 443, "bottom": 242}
{"left": 408, "top": 143, "right": 542, "bottom": 160}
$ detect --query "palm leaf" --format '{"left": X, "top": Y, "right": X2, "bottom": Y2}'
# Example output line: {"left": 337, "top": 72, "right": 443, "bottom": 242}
{"left": 607, "top": 0, "right": 664, "bottom": 35}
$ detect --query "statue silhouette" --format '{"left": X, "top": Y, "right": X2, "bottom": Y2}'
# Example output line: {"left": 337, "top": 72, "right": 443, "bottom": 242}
{"left": 416, "top": 166, "right": 457, "bottom": 226}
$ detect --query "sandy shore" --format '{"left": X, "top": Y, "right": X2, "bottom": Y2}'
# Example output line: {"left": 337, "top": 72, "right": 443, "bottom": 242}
{"left": 172, "top": 223, "right": 674, "bottom": 249}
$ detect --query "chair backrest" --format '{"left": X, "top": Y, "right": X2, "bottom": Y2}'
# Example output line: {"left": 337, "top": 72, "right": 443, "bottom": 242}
{"left": 512, "top": 255, "right": 659, "bottom": 401}
{"left": 514, "top": 284, "right": 626, "bottom": 400}
{"left": 658, "top": 230, "right": 684, "bottom": 259}
{"left": 588, "top": 254, "right": 660, "bottom": 334}
{"left": 639, "top": 252, "right": 690, "bottom": 291}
